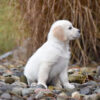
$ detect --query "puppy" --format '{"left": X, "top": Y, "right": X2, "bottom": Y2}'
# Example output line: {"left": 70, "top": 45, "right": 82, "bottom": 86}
{"left": 24, "top": 20, "right": 80, "bottom": 90}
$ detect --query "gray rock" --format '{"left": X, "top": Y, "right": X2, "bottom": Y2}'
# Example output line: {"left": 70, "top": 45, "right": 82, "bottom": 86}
{"left": 1, "top": 93, "right": 11, "bottom": 100}
{"left": 52, "top": 89, "right": 62, "bottom": 94}
{"left": 57, "top": 92, "right": 73, "bottom": 100}
{"left": 77, "top": 81, "right": 97, "bottom": 89}
{"left": 12, "top": 87, "right": 23, "bottom": 95}
{"left": 35, "top": 92, "right": 44, "bottom": 99}
{"left": 97, "top": 66, "right": 100, "bottom": 76}
{"left": 83, "top": 94, "right": 100, "bottom": 100}
{"left": 11, "top": 81, "right": 27, "bottom": 88}
{"left": 22, "top": 88, "right": 35, "bottom": 96}
{"left": 12, "top": 96, "right": 23, "bottom": 100}
{"left": 80, "top": 87, "right": 92, "bottom": 95}
{"left": 94, "top": 88, "right": 100, "bottom": 93}
{"left": 0, "top": 84, "right": 13, "bottom": 92}
{"left": 0, "top": 68, "right": 6, "bottom": 75}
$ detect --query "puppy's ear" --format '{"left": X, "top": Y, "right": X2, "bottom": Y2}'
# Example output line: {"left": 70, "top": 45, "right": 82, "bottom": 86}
{"left": 53, "top": 26, "right": 67, "bottom": 41}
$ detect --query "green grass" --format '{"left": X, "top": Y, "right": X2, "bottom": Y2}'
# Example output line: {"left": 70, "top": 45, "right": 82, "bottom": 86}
{"left": 0, "top": 0, "right": 25, "bottom": 55}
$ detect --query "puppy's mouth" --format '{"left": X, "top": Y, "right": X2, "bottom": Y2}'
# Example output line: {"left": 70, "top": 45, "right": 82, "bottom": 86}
{"left": 76, "top": 33, "right": 80, "bottom": 38}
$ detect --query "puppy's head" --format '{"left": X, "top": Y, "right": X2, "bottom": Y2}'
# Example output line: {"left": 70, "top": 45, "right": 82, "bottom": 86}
{"left": 49, "top": 20, "right": 80, "bottom": 41}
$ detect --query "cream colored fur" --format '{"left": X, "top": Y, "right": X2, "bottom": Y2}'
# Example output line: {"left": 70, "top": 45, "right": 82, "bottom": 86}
{"left": 24, "top": 20, "right": 80, "bottom": 90}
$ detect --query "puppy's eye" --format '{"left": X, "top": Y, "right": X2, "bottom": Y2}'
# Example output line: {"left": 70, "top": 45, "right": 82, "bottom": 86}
{"left": 68, "top": 27, "right": 72, "bottom": 30}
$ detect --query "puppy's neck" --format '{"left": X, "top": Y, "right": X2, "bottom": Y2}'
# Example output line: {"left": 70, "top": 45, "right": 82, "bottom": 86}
{"left": 47, "top": 34, "right": 69, "bottom": 49}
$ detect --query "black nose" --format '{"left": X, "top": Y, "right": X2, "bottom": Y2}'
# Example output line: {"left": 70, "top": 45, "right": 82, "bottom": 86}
{"left": 78, "top": 30, "right": 80, "bottom": 33}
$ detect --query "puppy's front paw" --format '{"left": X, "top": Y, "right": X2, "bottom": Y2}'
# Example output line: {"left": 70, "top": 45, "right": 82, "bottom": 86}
{"left": 64, "top": 83, "right": 75, "bottom": 90}
{"left": 37, "top": 83, "right": 47, "bottom": 89}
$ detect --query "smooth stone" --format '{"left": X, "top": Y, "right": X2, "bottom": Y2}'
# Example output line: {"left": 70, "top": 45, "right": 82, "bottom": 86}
{"left": 77, "top": 81, "right": 97, "bottom": 88}
{"left": 83, "top": 94, "right": 100, "bottom": 100}
{"left": 35, "top": 92, "right": 44, "bottom": 99}
{"left": 27, "top": 96, "right": 35, "bottom": 100}
{"left": 0, "top": 90, "right": 2, "bottom": 95}
{"left": 1, "top": 93, "right": 11, "bottom": 100}
{"left": 35, "top": 89, "right": 53, "bottom": 99}
{"left": 20, "top": 75, "right": 27, "bottom": 84}
{"left": 5, "top": 77, "right": 15, "bottom": 84}
{"left": 68, "top": 73, "right": 86, "bottom": 83}
{"left": 12, "top": 87, "right": 23, "bottom": 95}
{"left": 80, "top": 87, "right": 91, "bottom": 95}
{"left": 22, "top": 88, "right": 35, "bottom": 96}
{"left": 11, "top": 81, "right": 27, "bottom": 88}
{"left": 12, "top": 96, "right": 23, "bottom": 100}
{"left": 94, "top": 88, "right": 100, "bottom": 93}
{"left": 72, "top": 91, "right": 80, "bottom": 100}
{"left": 68, "top": 68, "right": 80, "bottom": 74}
{"left": 97, "top": 66, "right": 100, "bottom": 76}
{"left": 12, "top": 75, "right": 20, "bottom": 81}
{"left": 57, "top": 92, "right": 74, "bottom": 100}
{"left": 0, "top": 84, "right": 13, "bottom": 92}
{"left": 0, "top": 68, "right": 6, "bottom": 75}
{"left": 52, "top": 89, "right": 62, "bottom": 94}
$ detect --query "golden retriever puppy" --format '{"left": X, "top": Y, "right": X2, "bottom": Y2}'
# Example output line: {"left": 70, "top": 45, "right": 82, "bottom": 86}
{"left": 24, "top": 20, "right": 80, "bottom": 90}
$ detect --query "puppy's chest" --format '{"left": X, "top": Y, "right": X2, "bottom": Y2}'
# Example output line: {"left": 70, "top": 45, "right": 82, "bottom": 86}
{"left": 50, "top": 56, "right": 69, "bottom": 77}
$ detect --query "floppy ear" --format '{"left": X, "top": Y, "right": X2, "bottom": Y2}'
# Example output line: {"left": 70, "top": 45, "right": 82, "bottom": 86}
{"left": 53, "top": 26, "right": 67, "bottom": 41}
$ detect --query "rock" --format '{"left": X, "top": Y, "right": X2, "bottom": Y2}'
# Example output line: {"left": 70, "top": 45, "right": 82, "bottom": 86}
{"left": 0, "top": 90, "right": 3, "bottom": 95}
{"left": 5, "top": 77, "right": 15, "bottom": 84}
{"left": 12, "top": 96, "right": 23, "bottom": 100}
{"left": 68, "top": 68, "right": 80, "bottom": 74}
{"left": 69, "top": 73, "right": 86, "bottom": 83}
{"left": 1, "top": 93, "right": 11, "bottom": 100}
{"left": 11, "top": 81, "right": 27, "bottom": 88}
{"left": 76, "top": 81, "right": 97, "bottom": 89}
{"left": 94, "top": 88, "right": 100, "bottom": 93}
{"left": 0, "top": 84, "right": 13, "bottom": 92}
{"left": 35, "top": 88, "right": 54, "bottom": 99}
{"left": 22, "top": 88, "right": 35, "bottom": 96}
{"left": 12, "top": 75, "right": 20, "bottom": 81}
{"left": 35, "top": 91, "right": 44, "bottom": 99}
{"left": 57, "top": 92, "right": 75, "bottom": 100}
{"left": 97, "top": 66, "right": 100, "bottom": 76}
{"left": 52, "top": 89, "right": 62, "bottom": 94}
{"left": 12, "top": 87, "right": 23, "bottom": 95}
{"left": 72, "top": 91, "right": 80, "bottom": 100}
{"left": 20, "top": 75, "right": 27, "bottom": 84}
{"left": 0, "top": 67, "right": 6, "bottom": 75}
{"left": 80, "top": 87, "right": 92, "bottom": 95}
{"left": 83, "top": 94, "right": 100, "bottom": 100}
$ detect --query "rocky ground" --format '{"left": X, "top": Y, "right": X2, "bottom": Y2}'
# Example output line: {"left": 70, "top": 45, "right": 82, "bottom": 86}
{"left": 0, "top": 59, "right": 100, "bottom": 100}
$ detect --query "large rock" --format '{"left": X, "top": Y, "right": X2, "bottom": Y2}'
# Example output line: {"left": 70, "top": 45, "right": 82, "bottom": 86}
{"left": 11, "top": 81, "right": 27, "bottom": 88}
{"left": 22, "top": 88, "right": 35, "bottom": 96}
{"left": 12, "top": 87, "right": 23, "bottom": 95}
{"left": 5, "top": 77, "right": 15, "bottom": 84}
{"left": 1, "top": 93, "right": 11, "bottom": 100}
{"left": 68, "top": 73, "right": 86, "bottom": 83}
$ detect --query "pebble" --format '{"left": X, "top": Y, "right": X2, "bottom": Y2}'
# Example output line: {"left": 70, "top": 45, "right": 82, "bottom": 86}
{"left": 0, "top": 84, "right": 13, "bottom": 92}
{"left": 22, "top": 88, "right": 35, "bottom": 96}
{"left": 72, "top": 91, "right": 80, "bottom": 100}
{"left": 12, "top": 96, "right": 23, "bottom": 100}
{"left": 11, "top": 81, "right": 27, "bottom": 88}
{"left": 80, "top": 87, "right": 91, "bottom": 95}
{"left": 94, "top": 88, "right": 100, "bottom": 93}
{"left": 12, "top": 87, "right": 23, "bottom": 95}
{"left": 5, "top": 77, "right": 15, "bottom": 84}
{"left": 1, "top": 93, "right": 11, "bottom": 100}
{"left": 97, "top": 66, "right": 100, "bottom": 76}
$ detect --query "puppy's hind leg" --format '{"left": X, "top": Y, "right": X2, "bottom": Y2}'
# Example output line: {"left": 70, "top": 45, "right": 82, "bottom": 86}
{"left": 37, "top": 63, "right": 51, "bottom": 89}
